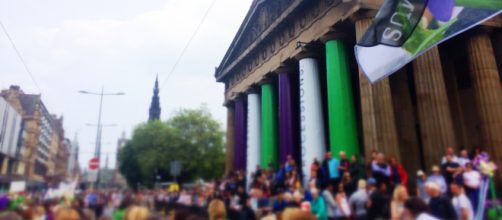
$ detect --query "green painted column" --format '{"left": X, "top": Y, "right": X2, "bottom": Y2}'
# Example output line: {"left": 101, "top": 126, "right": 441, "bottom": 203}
{"left": 261, "top": 83, "right": 279, "bottom": 168}
{"left": 326, "top": 39, "right": 360, "bottom": 157}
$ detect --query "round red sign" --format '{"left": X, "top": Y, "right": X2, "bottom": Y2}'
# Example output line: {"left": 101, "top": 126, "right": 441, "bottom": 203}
{"left": 89, "top": 157, "right": 99, "bottom": 170}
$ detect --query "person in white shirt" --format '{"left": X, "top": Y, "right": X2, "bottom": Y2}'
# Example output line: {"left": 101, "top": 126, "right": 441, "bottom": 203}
{"left": 348, "top": 179, "right": 369, "bottom": 220}
{"left": 462, "top": 162, "right": 481, "bottom": 213}
{"left": 441, "top": 147, "right": 459, "bottom": 164}
{"left": 450, "top": 182, "right": 474, "bottom": 220}
{"left": 322, "top": 184, "right": 337, "bottom": 219}
{"left": 457, "top": 149, "right": 471, "bottom": 168}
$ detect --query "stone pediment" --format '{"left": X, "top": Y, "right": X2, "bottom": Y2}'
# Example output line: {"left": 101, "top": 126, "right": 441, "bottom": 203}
{"left": 215, "top": 0, "right": 302, "bottom": 82}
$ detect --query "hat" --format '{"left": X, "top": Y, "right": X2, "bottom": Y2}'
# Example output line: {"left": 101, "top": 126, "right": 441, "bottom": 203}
{"left": 368, "top": 178, "right": 377, "bottom": 186}
{"left": 431, "top": 165, "right": 440, "bottom": 172}
{"left": 417, "top": 170, "right": 425, "bottom": 176}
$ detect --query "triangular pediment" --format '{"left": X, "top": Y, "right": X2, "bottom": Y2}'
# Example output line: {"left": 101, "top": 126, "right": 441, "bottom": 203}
{"left": 215, "top": 0, "right": 301, "bottom": 81}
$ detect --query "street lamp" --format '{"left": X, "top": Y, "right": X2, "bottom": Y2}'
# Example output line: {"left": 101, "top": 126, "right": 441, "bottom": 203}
{"left": 79, "top": 87, "right": 124, "bottom": 187}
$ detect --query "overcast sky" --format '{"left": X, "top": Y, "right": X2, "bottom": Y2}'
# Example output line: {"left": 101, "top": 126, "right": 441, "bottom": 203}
{"left": 0, "top": 0, "right": 252, "bottom": 170}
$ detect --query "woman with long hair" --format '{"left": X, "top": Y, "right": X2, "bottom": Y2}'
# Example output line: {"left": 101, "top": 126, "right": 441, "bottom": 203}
{"left": 390, "top": 185, "right": 409, "bottom": 220}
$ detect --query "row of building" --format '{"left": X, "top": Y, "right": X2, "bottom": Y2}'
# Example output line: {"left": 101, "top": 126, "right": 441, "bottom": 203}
{"left": 0, "top": 85, "right": 80, "bottom": 189}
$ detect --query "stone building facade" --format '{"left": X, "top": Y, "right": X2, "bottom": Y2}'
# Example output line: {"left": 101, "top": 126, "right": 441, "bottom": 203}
{"left": 215, "top": 0, "right": 502, "bottom": 186}
{"left": 1, "top": 86, "right": 70, "bottom": 187}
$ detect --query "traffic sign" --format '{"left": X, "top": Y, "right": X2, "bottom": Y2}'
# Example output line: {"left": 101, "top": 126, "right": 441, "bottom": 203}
{"left": 89, "top": 157, "right": 100, "bottom": 170}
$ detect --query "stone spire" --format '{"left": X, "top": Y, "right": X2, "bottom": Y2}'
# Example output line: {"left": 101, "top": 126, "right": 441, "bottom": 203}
{"left": 148, "top": 75, "right": 161, "bottom": 121}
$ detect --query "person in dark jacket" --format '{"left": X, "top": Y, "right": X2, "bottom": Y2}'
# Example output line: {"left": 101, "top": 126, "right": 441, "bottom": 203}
{"left": 367, "top": 178, "right": 390, "bottom": 220}
{"left": 426, "top": 181, "right": 457, "bottom": 219}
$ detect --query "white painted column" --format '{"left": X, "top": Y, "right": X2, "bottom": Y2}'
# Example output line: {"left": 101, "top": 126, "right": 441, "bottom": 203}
{"left": 246, "top": 92, "right": 261, "bottom": 190}
{"left": 299, "top": 56, "right": 326, "bottom": 187}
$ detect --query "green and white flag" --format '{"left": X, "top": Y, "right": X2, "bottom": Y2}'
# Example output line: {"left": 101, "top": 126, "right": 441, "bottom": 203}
{"left": 355, "top": 0, "right": 502, "bottom": 82}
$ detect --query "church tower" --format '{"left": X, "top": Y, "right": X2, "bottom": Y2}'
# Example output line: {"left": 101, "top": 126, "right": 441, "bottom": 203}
{"left": 148, "top": 76, "right": 161, "bottom": 121}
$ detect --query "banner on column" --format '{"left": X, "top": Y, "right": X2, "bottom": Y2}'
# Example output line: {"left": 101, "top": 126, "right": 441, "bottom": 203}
{"left": 246, "top": 93, "right": 260, "bottom": 190}
{"left": 355, "top": 0, "right": 502, "bottom": 83}
{"left": 299, "top": 58, "right": 326, "bottom": 186}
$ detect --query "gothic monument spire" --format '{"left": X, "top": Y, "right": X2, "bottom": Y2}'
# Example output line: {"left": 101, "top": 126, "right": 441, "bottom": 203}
{"left": 148, "top": 75, "right": 161, "bottom": 121}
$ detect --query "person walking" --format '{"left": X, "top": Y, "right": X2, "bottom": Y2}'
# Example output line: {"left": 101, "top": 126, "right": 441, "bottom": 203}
{"left": 402, "top": 197, "right": 439, "bottom": 220}
{"left": 462, "top": 162, "right": 481, "bottom": 213}
{"left": 322, "top": 184, "right": 338, "bottom": 220}
{"left": 416, "top": 170, "right": 429, "bottom": 202}
{"left": 450, "top": 182, "right": 474, "bottom": 220}
{"left": 427, "top": 165, "right": 447, "bottom": 194}
{"left": 390, "top": 185, "right": 409, "bottom": 220}
{"left": 426, "top": 182, "right": 457, "bottom": 219}
{"left": 367, "top": 178, "right": 390, "bottom": 220}
{"left": 348, "top": 180, "right": 369, "bottom": 220}
{"left": 310, "top": 188, "right": 328, "bottom": 220}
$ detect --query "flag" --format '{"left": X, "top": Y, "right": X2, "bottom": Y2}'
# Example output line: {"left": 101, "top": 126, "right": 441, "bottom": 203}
{"left": 355, "top": 0, "right": 502, "bottom": 83}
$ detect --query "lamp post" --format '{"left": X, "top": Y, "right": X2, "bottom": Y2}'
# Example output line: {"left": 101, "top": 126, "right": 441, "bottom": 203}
{"left": 79, "top": 87, "right": 124, "bottom": 187}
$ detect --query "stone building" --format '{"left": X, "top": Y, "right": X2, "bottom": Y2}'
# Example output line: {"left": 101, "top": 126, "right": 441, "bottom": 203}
{"left": 46, "top": 116, "right": 70, "bottom": 185}
{"left": 1, "top": 86, "right": 69, "bottom": 187}
{"left": 215, "top": 0, "right": 502, "bottom": 186}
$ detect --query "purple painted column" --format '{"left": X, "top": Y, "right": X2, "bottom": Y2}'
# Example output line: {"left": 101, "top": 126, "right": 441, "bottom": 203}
{"left": 234, "top": 99, "right": 247, "bottom": 171}
{"left": 278, "top": 72, "right": 297, "bottom": 164}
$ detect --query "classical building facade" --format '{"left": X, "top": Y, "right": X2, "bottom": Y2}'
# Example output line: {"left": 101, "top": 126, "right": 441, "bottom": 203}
{"left": 215, "top": 0, "right": 502, "bottom": 186}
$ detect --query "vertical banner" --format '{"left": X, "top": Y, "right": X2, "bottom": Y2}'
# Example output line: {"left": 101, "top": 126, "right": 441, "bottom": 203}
{"left": 234, "top": 99, "right": 247, "bottom": 171}
{"left": 355, "top": 0, "right": 502, "bottom": 82}
{"left": 326, "top": 40, "right": 360, "bottom": 157}
{"left": 246, "top": 92, "right": 261, "bottom": 189}
{"left": 261, "top": 84, "right": 279, "bottom": 168}
{"left": 299, "top": 57, "right": 327, "bottom": 186}
{"left": 278, "top": 72, "right": 297, "bottom": 164}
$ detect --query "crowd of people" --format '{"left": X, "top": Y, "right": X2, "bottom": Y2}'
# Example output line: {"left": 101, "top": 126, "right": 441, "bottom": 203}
{"left": 0, "top": 147, "right": 497, "bottom": 220}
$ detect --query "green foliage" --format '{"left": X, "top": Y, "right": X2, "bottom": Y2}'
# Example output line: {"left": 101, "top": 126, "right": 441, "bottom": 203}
{"left": 118, "top": 106, "right": 225, "bottom": 188}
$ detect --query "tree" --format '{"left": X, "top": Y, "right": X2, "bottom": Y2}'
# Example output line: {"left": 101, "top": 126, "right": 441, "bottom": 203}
{"left": 118, "top": 106, "right": 225, "bottom": 188}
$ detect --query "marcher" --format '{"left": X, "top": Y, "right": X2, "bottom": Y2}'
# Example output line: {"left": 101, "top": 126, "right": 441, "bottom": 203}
{"left": 427, "top": 165, "right": 447, "bottom": 194}
{"left": 402, "top": 197, "right": 438, "bottom": 220}
{"left": 416, "top": 170, "right": 429, "bottom": 202}
{"left": 390, "top": 185, "right": 409, "bottom": 220}
{"left": 450, "top": 182, "right": 474, "bottom": 220}
{"left": 441, "top": 147, "right": 459, "bottom": 164}
{"left": 426, "top": 182, "right": 457, "bottom": 220}
{"left": 348, "top": 179, "right": 368, "bottom": 220}
{"left": 322, "top": 184, "right": 338, "bottom": 220}
{"left": 310, "top": 188, "right": 327, "bottom": 220}
{"left": 367, "top": 178, "right": 390, "bottom": 220}
{"left": 371, "top": 153, "right": 391, "bottom": 186}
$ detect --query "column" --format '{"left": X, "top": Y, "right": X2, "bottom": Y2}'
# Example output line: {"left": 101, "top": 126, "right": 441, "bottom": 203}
{"left": 390, "top": 70, "right": 423, "bottom": 175}
{"left": 324, "top": 35, "right": 360, "bottom": 157}
{"left": 298, "top": 52, "right": 327, "bottom": 184}
{"left": 493, "top": 30, "right": 502, "bottom": 79}
{"left": 278, "top": 71, "right": 297, "bottom": 164}
{"left": 466, "top": 30, "right": 502, "bottom": 169}
{"left": 1, "top": 157, "right": 8, "bottom": 175}
{"left": 261, "top": 83, "right": 279, "bottom": 168}
{"left": 246, "top": 91, "right": 260, "bottom": 188}
{"left": 355, "top": 17, "right": 400, "bottom": 159}
{"left": 443, "top": 54, "right": 470, "bottom": 148}
{"left": 224, "top": 105, "right": 235, "bottom": 176}
{"left": 413, "top": 46, "right": 457, "bottom": 168}
{"left": 234, "top": 99, "right": 247, "bottom": 171}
